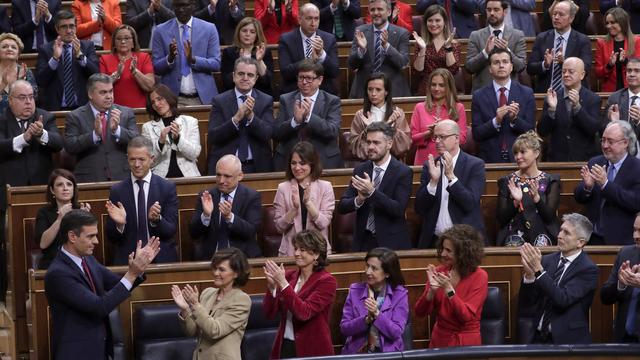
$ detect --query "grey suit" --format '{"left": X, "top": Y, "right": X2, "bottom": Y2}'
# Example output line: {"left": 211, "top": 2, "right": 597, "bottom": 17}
{"left": 606, "top": 88, "right": 640, "bottom": 152}
{"left": 64, "top": 104, "right": 139, "bottom": 183}
{"left": 465, "top": 26, "right": 527, "bottom": 92}
{"left": 348, "top": 23, "right": 410, "bottom": 98}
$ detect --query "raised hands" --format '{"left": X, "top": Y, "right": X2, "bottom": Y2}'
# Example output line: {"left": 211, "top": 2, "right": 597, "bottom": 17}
{"left": 255, "top": 43, "right": 266, "bottom": 61}
{"left": 310, "top": 36, "right": 324, "bottom": 61}
{"left": 380, "top": 30, "right": 388, "bottom": 49}
{"left": 126, "top": 237, "right": 161, "bottom": 280}
{"left": 106, "top": 200, "right": 127, "bottom": 226}
{"left": 507, "top": 176, "right": 523, "bottom": 204}
{"left": 351, "top": 172, "right": 375, "bottom": 200}
{"left": 354, "top": 30, "right": 367, "bottom": 51}
{"left": 589, "top": 163, "right": 608, "bottom": 187}
{"left": 484, "top": 35, "right": 496, "bottom": 54}
{"left": 168, "top": 38, "right": 178, "bottom": 63}
{"left": 171, "top": 284, "right": 189, "bottom": 310}
{"left": 520, "top": 242, "right": 542, "bottom": 280}
{"left": 109, "top": 108, "right": 121, "bottom": 132}
{"left": 443, "top": 27, "right": 456, "bottom": 48}
{"left": 427, "top": 154, "right": 441, "bottom": 186}
{"left": 618, "top": 260, "right": 640, "bottom": 288}
{"left": 182, "top": 284, "right": 200, "bottom": 307}
{"left": 219, "top": 196, "right": 233, "bottom": 222}
{"left": 235, "top": 95, "right": 256, "bottom": 123}
{"left": 24, "top": 115, "right": 45, "bottom": 142}
{"left": 293, "top": 98, "right": 312, "bottom": 124}
{"left": 546, "top": 88, "right": 558, "bottom": 110}
{"left": 52, "top": 37, "right": 64, "bottom": 60}
{"left": 184, "top": 40, "right": 194, "bottom": 64}
{"left": 579, "top": 164, "right": 595, "bottom": 190}
{"left": 567, "top": 88, "right": 580, "bottom": 108}
{"left": 200, "top": 190, "right": 214, "bottom": 217}
{"left": 263, "top": 259, "right": 288, "bottom": 290}
{"left": 148, "top": 201, "right": 162, "bottom": 223}
{"left": 386, "top": 107, "right": 403, "bottom": 128}
{"left": 543, "top": 48, "right": 554, "bottom": 68}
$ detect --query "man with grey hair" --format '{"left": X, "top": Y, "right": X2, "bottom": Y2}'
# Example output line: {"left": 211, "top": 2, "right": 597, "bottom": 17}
{"left": 64, "top": 73, "right": 139, "bottom": 183}
{"left": 518, "top": 212, "right": 598, "bottom": 344}
{"left": 105, "top": 136, "right": 179, "bottom": 265}
{"left": 575, "top": 120, "right": 640, "bottom": 245}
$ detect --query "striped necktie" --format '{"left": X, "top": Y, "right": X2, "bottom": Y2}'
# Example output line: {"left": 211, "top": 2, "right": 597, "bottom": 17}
{"left": 365, "top": 167, "right": 383, "bottom": 233}
{"left": 373, "top": 30, "right": 383, "bottom": 73}
{"left": 62, "top": 44, "right": 76, "bottom": 107}
{"left": 305, "top": 37, "right": 312, "bottom": 58}
{"left": 551, "top": 36, "right": 564, "bottom": 92}
{"left": 334, "top": 8, "right": 344, "bottom": 39}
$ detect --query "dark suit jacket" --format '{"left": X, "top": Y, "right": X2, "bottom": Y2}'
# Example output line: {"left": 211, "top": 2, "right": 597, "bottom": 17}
{"left": 207, "top": 88, "right": 274, "bottom": 174}
{"left": 0, "top": 7, "right": 10, "bottom": 33}
{"left": 64, "top": 103, "right": 139, "bottom": 183}
{"left": 606, "top": 88, "right": 640, "bottom": 147}
{"left": 601, "top": 0, "right": 640, "bottom": 34}
{"left": 416, "top": 0, "right": 482, "bottom": 38}
{"left": 542, "top": 0, "right": 589, "bottom": 34}
{"left": 44, "top": 251, "right": 143, "bottom": 359}
{"left": 348, "top": 23, "right": 410, "bottom": 98}
{"left": 0, "top": 107, "right": 63, "bottom": 209}
{"left": 194, "top": 0, "right": 245, "bottom": 45}
{"left": 601, "top": 244, "right": 640, "bottom": 341}
{"left": 220, "top": 46, "right": 274, "bottom": 95}
{"left": 311, "top": 0, "right": 361, "bottom": 41}
{"left": 36, "top": 39, "right": 99, "bottom": 111}
{"left": 278, "top": 28, "right": 339, "bottom": 95}
{"left": 527, "top": 28, "right": 592, "bottom": 93}
{"left": 518, "top": 251, "right": 598, "bottom": 344}
{"left": 273, "top": 89, "right": 343, "bottom": 170}
{"left": 414, "top": 150, "right": 486, "bottom": 248}
{"left": 574, "top": 155, "right": 640, "bottom": 245}
{"left": 124, "top": 0, "right": 175, "bottom": 48}
{"left": 106, "top": 174, "right": 178, "bottom": 265}
{"left": 10, "top": 0, "right": 60, "bottom": 53}
{"left": 338, "top": 157, "right": 412, "bottom": 250}
{"left": 189, "top": 184, "right": 262, "bottom": 260}
{"left": 538, "top": 87, "right": 601, "bottom": 161}
{"left": 471, "top": 81, "right": 536, "bottom": 163}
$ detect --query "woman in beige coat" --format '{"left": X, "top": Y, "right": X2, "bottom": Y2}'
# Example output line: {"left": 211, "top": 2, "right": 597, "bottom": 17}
{"left": 172, "top": 247, "right": 251, "bottom": 359}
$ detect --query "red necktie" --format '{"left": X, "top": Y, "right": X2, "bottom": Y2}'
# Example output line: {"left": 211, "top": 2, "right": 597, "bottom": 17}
{"left": 100, "top": 112, "right": 107, "bottom": 140}
{"left": 499, "top": 87, "right": 507, "bottom": 107}
{"left": 81, "top": 258, "right": 97, "bottom": 293}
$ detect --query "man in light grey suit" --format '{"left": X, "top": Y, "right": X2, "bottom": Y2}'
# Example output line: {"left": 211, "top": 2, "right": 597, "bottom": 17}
{"left": 64, "top": 74, "right": 139, "bottom": 183}
{"left": 347, "top": 0, "right": 409, "bottom": 98}
{"left": 465, "top": 0, "right": 526, "bottom": 92}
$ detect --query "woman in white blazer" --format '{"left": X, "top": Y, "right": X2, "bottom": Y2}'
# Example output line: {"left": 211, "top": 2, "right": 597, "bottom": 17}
{"left": 142, "top": 84, "right": 202, "bottom": 178}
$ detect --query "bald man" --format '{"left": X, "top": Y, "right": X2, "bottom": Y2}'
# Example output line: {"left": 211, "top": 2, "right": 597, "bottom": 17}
{"left": 538, "top": 57, "right": 601, "bottom": 161}
{"left": 414, "top": 120, "right": 487, "bottom": 248}
{"left": 189, "top": 155, "right": 262, "bottom": 259}
{"left": 278, "top": 3, "right": 339, "bottom": 95}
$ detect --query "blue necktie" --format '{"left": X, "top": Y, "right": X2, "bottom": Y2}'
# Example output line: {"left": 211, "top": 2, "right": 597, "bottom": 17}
{"left": 237, "top": 95, "right": 249, "bottom": 162}
{"left": 373, "top": 30, "right": 383, "bottom": 73}
{"left": 136, "top": 179, "right": 148, "bottom": 245}
{"left": 305, "top": 38, "right": 312, "bottom": 58}
{"left": 179, "top": 24, "right": 191, "bottom": 77}
{"left": 34, "top": 0, "right": 45, "bottom": 49}
{"left": 551, "top": 36, "right": 564, "bottom": 92}
{"left": 607, "top": 163, "right": 617, "bottom": 183}
{"left": 62, "top": 44, "right": 76, "bottom": 107}
{"left": 365, "top": 167, "right": 383, "bottom": 233}
{"left": 219, "top": 194, "right": 231, "bottom": 249}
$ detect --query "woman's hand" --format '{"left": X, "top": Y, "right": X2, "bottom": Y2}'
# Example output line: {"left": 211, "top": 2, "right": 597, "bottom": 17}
{"left": 425, "top": 264, "right": 440, "bottom": 292}
{"left": 182, "top": 284, "right": 200, "bottom": 307}
{"left": 433, "top": 271, "right": 453, "bottom": 293}
{"left": 413, "top": 31, "right": 426, "bottom": 50}
{"left": 387, "top": 107, "right": 403, "bottom": 128}
{"left": 609, "top": 51, "right": 618, "bottom": 66}
{"left": 527, "top": 178, "right": 540, "bottom": 203}
{"left": 444, "top": 27, "right": 456, "bottom": 48}
{"left": 364, "top": 297, "right": 379, "bottom": 318}
{"left": 57, "top": 203, "right": 73, "bottom": 219}
{"left": 80, "top": 202, "right": 92, "bottom": 212}
{"left": 264, "top": 259, "right": 288, "bottom": 289}
{"left": 130, "top": 56, "right": 138, "bottom": 74}
{"left": 171, "top": 285, "right": 189, "bottom": 311}
{"left": 255, "top": 43, "right": 266, "bottom": 61}
{"left": 169, "top": 121, "right": 181, "bottom": 141}
{"left": 159, "top": 126, "right": 172, "bottom": 144}
{"left": 507, "top": 176, "right": 523, "bottom": 204}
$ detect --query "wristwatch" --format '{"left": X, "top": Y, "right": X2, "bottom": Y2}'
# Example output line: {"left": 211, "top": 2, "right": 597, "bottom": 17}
{"left": 446, "top": 289, "right": 455, "bottom": 298}
{"left": 534, "top": 270, "right": 543, "bottom": 278}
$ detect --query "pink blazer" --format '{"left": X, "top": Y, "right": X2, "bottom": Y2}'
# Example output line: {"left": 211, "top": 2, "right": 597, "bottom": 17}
{"left": 273, "top": 179, "right": 335, "bottom": 256}
{"left": 410, "top": 102, "right": 467, "bottom": 165}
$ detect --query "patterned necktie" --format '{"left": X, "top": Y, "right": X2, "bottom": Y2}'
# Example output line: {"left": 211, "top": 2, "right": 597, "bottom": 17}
{"left": 305, "top": 37, "right": 312, "bottom": 59}
{"left": 62, "top": 44, "right": 76, "bottom": 107}
{"left": 180, "top": 24, "right": 190, "bottom": 76}
{"left": 373, "top": 30, "right": 383, "bottom": 73}
{"left": 136, "top": 179, "right": 148, "bottom": 245}
{"left": 540, "top": 257, "right": 568, "bottom": 333}
{"left": 551, "top": 36, "right": 564, "bottom": 92}
{"left": 81, "top": 258, "right": 97, "bottom": 293}
{"left": 365, "top": 167, "right": 383, "bottom": 233}
{"left": 493, "top": 29, "right": 501, "bottom": 38}
{"left": 334, "top": 7, "right": 344, "bottom": 39}
{"left": 237, "top": 95, "right": 249, "bottom": 162}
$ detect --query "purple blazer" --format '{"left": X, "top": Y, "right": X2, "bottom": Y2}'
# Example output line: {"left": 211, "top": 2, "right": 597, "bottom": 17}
{"left": 340, "top": 282, "right": 408, "bottom": 354}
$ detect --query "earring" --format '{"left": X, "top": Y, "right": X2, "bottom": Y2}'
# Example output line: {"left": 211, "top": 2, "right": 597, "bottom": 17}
{"left": 313, "top": 259, "right": 319, "bottom": 266}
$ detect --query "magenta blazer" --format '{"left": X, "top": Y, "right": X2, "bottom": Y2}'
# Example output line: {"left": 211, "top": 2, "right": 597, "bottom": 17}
{"left": 340, "top": 282, "right": 409, "bottom": 354}
{"left": 273, "top": 179, "right": 335, "bottom": 256}
{"left": 410, "top": 102, "right": 467, "bottom": 165}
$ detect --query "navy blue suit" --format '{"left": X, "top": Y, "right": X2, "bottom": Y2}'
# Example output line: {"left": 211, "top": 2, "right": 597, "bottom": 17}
{"left": 416, "top": 0, "right": 482, "bottom": 38}
{"left": 106, "top": 174, "right": 179, "bottom": 265}
{"left": 527, "top": 29, "right": 592, "bottom": 93}
{"left": 575, "top": 155, "right": 640, "bottom": 245}
{"left": 278, "top": 28, "right": 339, "bottom": 95}
{"left": 45, "top": 251, "right": 143, "bottom": 359}
{"left": 189, "top": 184, "right": 262, "bottom": 260}
{"left": 207, "top": 88, "right": 274, "bottom": 174}
{"left": 414, "top": 150, "right": 486, "bottom": 248}
{"left": 338, "top": 157, "right": 413, "bottom": 251}
{"left": 311, "top": 0, "right": 361, "bottom": 41}
{"left": 471, "top": 81, "right": 535, "bottom": 163}
{"left": 601, "top": 244, "right": 640, "bottom": 341}
{"left": 10, "top": 0, "right": 60, "bottom": 53}
{"left": 518, "top": 251, "right": 598, "bottom": 344}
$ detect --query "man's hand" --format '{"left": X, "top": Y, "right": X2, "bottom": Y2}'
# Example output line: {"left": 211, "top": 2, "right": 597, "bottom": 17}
{"left": 543, "top": 48, "right": 554, "bottom": 68}
{"left": 546, "top": 88, "right": 558, "bottom": 111}
{"left": 94, "top": 113, "right": 103, "bottom": 139}
{"left": 219, "top": 197, "right": 233, "bottom": 222}
{"left": 567, "top": 88, "right": 580, "bottom": 108}
{"left": 354, "top": 30, "right": 367, "bottom": 51}
{"left": 109, "top": 108, "right": 121, "bottom": 133}
{"left": 427, "top": 154, "right": 441, "bottom": 186}
{"left": 52, "top": 37, "right": 63, "bottom": 60}
{"left": 554, "top": 50, "right": 564, "bottom": 65}
{"left": 201, "top": 190, "right": 213, "bottom": 217}
{"left": 580, "top": 164, "right": 595, "bottom": 190}
{"left": 630, "top": 105, "right": 640, "bottom": 124}
{"left": 310, "top": 36, "right": 324, "bottom": 61}
{"left": 608, "top": 104, "right": 621, "bottom": 121}
{"left": 229, "top": 0, "right": 238, "bottom": 10}
{"left": 168, "top": 38, "right": 178, "bottom": 63}
{"left": 441, "top": 151, "right": 454, "bottom": 181}
{"left": 380, "top": 29, "right": 388, "bottom": 49}
{"left": 484, "top": 35, "right": 496, "bottom": 54}
{"left": 493, "top": 36, "right": 508, "bottom": 49}
{"left": 293, "top": 98, "right": 311, "bottom": 124}
{"left": 589, "top": 164, "right": 608, "bottom": 187}
{"left": 71, "top": 37, "right": 82, "bottom": 58}
{"left": 351, "top": 172, "right": 375, "bottom": 197}
{"left": 507, "top": 101, "right": 520, "bottom": 120}
{"left": 184, "top": 40, "right": 194, "bottom": 64}
{"left": 106, "top": 200, "right": 127, "bottom": 226}
{"left": 28, "top": 115, "right": 45, "bottom": 139}
{"left": 520, "top": 243, "right": 543, "bottom": 273}
{"left": 496, "top": 105, "right": 510, "bottom": 124}
{"left": 148, "top": 201, "right": 162, "bottom": 223}
{"left": 126, "top": 238, "right": 161, "bottom": 280}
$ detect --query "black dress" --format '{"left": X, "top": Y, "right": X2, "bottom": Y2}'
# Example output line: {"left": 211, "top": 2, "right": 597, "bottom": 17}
{"left": 34, "top": 205, "right": 64, "bottom": 269}
{"left": 221, "top": 46, "right": 274, "bottom": 96}
{"left": 496, "top": 172, "right": 561, "bottom": 246}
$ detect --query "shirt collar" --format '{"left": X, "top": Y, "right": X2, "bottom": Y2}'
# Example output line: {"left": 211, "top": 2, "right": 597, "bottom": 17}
{"left": 627, "top": 89, "right": 640, "bottom": 100}
{"left": 131, "top": 171, "right": 153, "bottom": 185}
{"left": 610, "top": 153, "right": 628, "bottom": 169}
{"left": 555, "top": 28, "right": 571, "bottom": 40}
{"left": 300, "top": 89, "right": 320, "bottom": 102}
{"left": 562, "top": 249, "right": 581, "bottom": 264}
{"left": 488, "top": 24, "right": 505, "bottom": 35}
{"left": 234, "top": 87, "right": 252, "bottom": 98}
{"left": 299, "top": 28, "right": 316, "bottom": 41}
{"left": 61, "top": 246, "right": 84, "bottom": 271}
{"left": 373, "top": 22, "right": 389, "bottom": 32}
{"left": 221, "top": 187, "right": 238, "bottom": 200}
{"left": 177, "top": 17, "right": 193, "bottom": 28}
{"left": 374, "top": 153, "right": 392, "bottom": 172}
{"left": 493, "top": 79, "right": 512, "bottom": 93}
{"left": 89, "top": 103, "right": 109, "bottom": 117}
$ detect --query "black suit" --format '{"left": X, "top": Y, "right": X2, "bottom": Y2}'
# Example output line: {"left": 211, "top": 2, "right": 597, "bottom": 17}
{"left": 194, "top": 0, "right": 245, "bottom": 45}
{"left": 601, "top": 245, "right": 640, "bottom": 342}
{"left": 538, "top": 87, "right": 602, "bottom": 161}
{"left": 518, "top": 251, "right": 598, "bottom": 344}
{"left": 311, "top": 0, "right": 361, "bottom": 41}
{"left": 36, "top": 40, "right": 99, "bottom": 111}
{"left": 0, "top": 107, "right": 63, "bottom": 210}
{"left": 124, "top": 0, "right": 175, "bottom": 48}
{"left": 10, "top": 0, "right": 60, "bottom": 53}
{"left": 338, "top": 157, "right": 413, "bottom": 251}
{"left": 189, "top": 184, "right": 262, "bottom": 260}
{"left": 0, "top": 7, "right": 10, "bottom": 34}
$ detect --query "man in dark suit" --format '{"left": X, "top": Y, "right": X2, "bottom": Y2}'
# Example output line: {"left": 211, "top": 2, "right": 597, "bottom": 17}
{"left": 543, "top": 0, "right": 589, "bottom": 34}
{"left": 64, "top": 74, "right": 139, "bottom": 183}
{"left": 279, "top": 3, "right": 339, "bottom": 95}
{"left": 415, "top": 120, "right": 486, "bottom": 248}
{"left": 416, "top": 0, "right": 483, "bottom": 38}
{"left": 194, "top": 0, "right": 245, "bottom": 45}
{"left": 311, "top": 0, "right": 361, "bottom": 41}
{"left": 518, "top": 213, "right": 598, "bottom": 344}
{"left": 190, "top": 155, "right": 262, "bottom": 260}
{"left": 125, "top": 0, "right": 175, "bottom": 48}
{"left": 575, "top": 121, "right": 640, "bottom": 245}
{"left": 45, "top": 209, "right": 159, "bottom": 359}
{"left": 605, "top": 57, "right": 640, "bottom": 155}
{"left": 348, "top": 0, "right": 410, "bottom": 98}
{"left": 338, "top": 121, "right": 412, "bottom": 251}
{"left": 0, "top": 7, "right": 10, "bottom": 33}
{"left": 35, "top": 10, "right": 99, "bottom": 111}
{"left": 273, "top": 60, "right": 343, "bottom": 170}
{"left": 105, "top": 136, "right": 179, "bottom": 265}
{"left": 527, "top": 0, "right": 592, "bottom": 93}
{"left": 538, "top": 57, "right": 601, "bottom": 161}
{"left": 208, "top": 57, "right": 274, "bottom": 174}
{"left": 10, "top": 0, "right": 60, "bottom": 53}
{"left": 601, "top": 213, "right": 640, "bottom": 343}
{"left": 472, "top": 48, "right": 535, "bottom": 163}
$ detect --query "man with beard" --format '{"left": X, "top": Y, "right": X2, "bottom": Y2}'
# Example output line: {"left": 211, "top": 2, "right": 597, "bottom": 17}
{"left": 605, "top": 57, "right": 640, "bottom": 157}
{"left": 338, "top": 121, "right": 412, "bottom": 251}
{"left": 465, "top": 0, "right": 527, "bottom": 92}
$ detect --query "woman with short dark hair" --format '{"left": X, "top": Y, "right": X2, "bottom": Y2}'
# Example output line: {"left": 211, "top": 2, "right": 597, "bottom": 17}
{"left": 172, "top": 247, "right": 251, "bottom": 360}
{"left": 415, "top": 224, "right": 487, "bottom": 348}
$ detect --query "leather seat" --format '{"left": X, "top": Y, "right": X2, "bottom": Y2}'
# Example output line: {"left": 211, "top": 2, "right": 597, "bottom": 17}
{"left": 480, "top": 286, "right": 505, "bottom": 345}
{"left": 135, "top": 304, "right": 197, "bottom": 360}
{"left": 241, "top": 294, "right": 281, "bottom": 360}
{"left": 109, "top": 308, "right": 126, "bottom": 360}
{"left": 331, "top": 211, "right": 356, "bottom": 253}
{"left": 261, "top": 206, "right": 281, "bottom": 257}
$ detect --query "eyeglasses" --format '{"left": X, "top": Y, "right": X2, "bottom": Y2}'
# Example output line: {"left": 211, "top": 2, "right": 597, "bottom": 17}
{"left": 433, "top": 133, "right": 457, "bottom": 141}
{"left": 297, "top": 75, "right": 320, "bottom": 83}
{"left": 116, "top": 36, "right": 133, "bottom": 42}
{"left": 600, "top": 137, "right": 626, "bottom": 145}
{"left": 234, "top": 71, "right": 257, "bottom": 79}
{"left": 11, "top": 94, "right": 35, "bottom": 102}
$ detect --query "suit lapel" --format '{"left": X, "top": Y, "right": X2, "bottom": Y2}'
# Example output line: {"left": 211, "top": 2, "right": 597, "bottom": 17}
{"left": 293, "top": 30, "right": 305, "bottom": 59}
{"left": 213, "top": 188, "right": 222, "bottom": 226}
{"left": 312, "top": 91, "right": 325, "bottom": 117}
{"left": 147, "top": 175, "right": 157, "bottom": 213}
{"left": 124, "top": 177, "right": 137, "bottom": 228}
{"left": 366, "top": 26, "right": 375, "bottom": 62}
{"left": 621, "top": 91, "right": 630, "bottom": 121}
{"left": 61, "top": 252, "right": 96, "bottom": 292}
{"left": 564, "top": 31, "right": 576, "bottom": 57}
{"left": 559, "top": 252, "right": 583, "bottom": 286}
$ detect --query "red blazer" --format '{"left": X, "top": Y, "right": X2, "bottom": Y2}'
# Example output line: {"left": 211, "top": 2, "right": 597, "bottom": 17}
{"left": 414, "top": 266, "right": 488, "bottom": 348}
{"left": 595, "top": 36, "right": 640, "bottom": 92}
{"left": 263, "top": 268, "right": 336, "bottom": 359}
{"left": 255, "top": 0, "right": 299, "bottom": 44}
{"left": 72, "top": 0, "right": 122, "bottom": 51}
{"left": 365, "top": 1, "right": 413, "bottom": 33}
